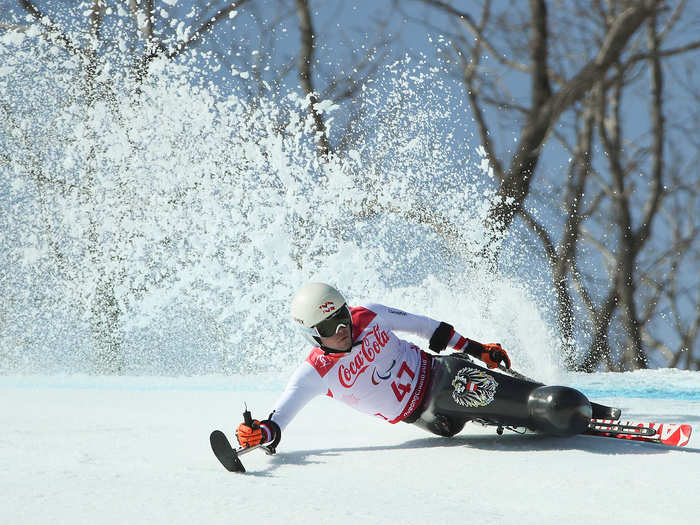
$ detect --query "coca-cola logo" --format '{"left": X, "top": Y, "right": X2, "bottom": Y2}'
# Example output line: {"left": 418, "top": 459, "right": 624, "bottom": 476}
{"left": 338, "top": 324, "right": 390, "bottom": 388}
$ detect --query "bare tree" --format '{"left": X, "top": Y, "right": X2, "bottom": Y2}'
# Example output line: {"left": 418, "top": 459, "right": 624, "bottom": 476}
{"left": 5, "top": 0, "right": 699, "bottom": 372}
{"left": 417, "top": 0, "right": 700, "bottom": 370}
{"left": 421, "top": 0, "right": 659, "bottom": 235}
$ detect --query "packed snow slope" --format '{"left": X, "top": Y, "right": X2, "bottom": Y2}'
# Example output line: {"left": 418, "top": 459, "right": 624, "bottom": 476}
{"left": 3, "top": 370, "right": 699, "bottom": 525}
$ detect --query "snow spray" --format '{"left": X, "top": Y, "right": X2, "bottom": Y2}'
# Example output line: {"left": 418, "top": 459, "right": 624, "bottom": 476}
{"left": 0, "top": 20, "right": 561, "bottom": 379}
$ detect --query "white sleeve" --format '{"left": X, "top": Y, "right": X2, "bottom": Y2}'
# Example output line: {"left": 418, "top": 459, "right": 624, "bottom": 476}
{"left": 269, "top": 361, "right": 327, "bottom": 431}
{"left": 365, "top": 303, "right": 441, "bottom": 341}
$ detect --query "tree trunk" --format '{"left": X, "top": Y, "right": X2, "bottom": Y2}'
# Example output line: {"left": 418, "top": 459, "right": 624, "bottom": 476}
{"left": 295, "top": 0, "right": 331, "bottom": 157}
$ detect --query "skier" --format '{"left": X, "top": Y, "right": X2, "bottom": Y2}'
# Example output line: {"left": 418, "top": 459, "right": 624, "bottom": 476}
{"left": 220, "top": 283, "right": 691, "bottom": 465}
{"left": 232, "top": 281, "right": 562, "bottom": 452}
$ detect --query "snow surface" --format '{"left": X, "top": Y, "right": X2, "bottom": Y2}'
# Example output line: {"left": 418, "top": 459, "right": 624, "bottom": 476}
{"left": 3, "top": 370, "right": 699, "bottom": 525}
{"left": 3, "top": 15, "right": 698, "bottom": 525}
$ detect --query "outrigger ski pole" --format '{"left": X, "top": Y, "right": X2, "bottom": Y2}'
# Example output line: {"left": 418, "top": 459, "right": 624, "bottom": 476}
{"left": 210, "top": 405, "right": 274, "bottom": 473}
{"left": 496, "top": 363, "right": 538, "bottom": 382}
{"left": 209, "top": 430, "right": 273, "bottom": 473}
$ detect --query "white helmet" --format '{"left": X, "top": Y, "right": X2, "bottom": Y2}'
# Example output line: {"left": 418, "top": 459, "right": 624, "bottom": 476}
{"left": 291, "top": 282, "right": 352, "bottom": 347}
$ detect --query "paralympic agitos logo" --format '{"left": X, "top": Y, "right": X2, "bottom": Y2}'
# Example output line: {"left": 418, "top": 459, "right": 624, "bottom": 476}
{"left": 338, "top": 325, "right": 390, "bottom": 388}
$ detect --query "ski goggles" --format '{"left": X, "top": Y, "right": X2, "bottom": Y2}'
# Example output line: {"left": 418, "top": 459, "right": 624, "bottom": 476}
{"left": 304, "top": 304, "right": 352, "bottom": 338}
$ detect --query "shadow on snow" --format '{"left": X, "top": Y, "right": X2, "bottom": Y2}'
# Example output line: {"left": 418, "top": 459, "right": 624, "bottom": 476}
{"left": 238, "top": 430, "right": 699, "bottom": 477}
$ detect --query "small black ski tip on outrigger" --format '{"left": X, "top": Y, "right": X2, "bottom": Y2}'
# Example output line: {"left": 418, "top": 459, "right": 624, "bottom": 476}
{"left": 210, "top": 430, "right": 247, "bottom": 473}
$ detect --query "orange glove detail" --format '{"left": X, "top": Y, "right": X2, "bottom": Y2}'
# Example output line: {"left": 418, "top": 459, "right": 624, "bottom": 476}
{"left": 236, "top": 420, "right": 263, "bottom": 448}
{"left": 480, "top": 343, "right": 511, "bottom": 369}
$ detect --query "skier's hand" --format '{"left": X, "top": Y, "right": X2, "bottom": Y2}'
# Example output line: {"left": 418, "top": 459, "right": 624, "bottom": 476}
{"left": 481, "top": 343, "right": 511, "bottom": 369}
{"left": 236, "top": 420, "right": 263, "bottom": 448}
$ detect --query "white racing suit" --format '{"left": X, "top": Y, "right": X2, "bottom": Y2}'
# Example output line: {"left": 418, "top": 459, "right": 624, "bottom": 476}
{"left": 264, "top": 303, "right": 472, "bottom": 442}
{"left": 259, "top": 303, "right": 595, "bottom": 447}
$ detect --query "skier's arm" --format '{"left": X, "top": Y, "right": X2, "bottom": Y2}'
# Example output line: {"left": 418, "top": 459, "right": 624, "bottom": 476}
{"left": 236, "top": 361, "right": 326, "bottom": 451}
{"left": 429, "top": 321, "right": 511, "bottom": 369}
{"left": 368, "top": 303, "right": 469, "bottom": 351}
{"left": 268, "top": 361, "right": 327, "bottom": 431}
{"left": 366, "top": 303, "right": 442, "bottom": 340}
{"left": 370, "top": 303, "right": 511, "bottom": 368}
